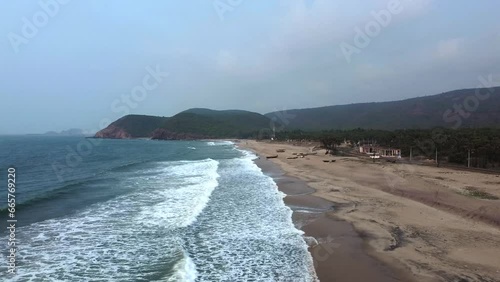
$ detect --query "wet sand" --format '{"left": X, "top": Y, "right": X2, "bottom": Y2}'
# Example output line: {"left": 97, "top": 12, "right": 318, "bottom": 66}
{"left": 254, "top": 158, "right": 415, "bottom": 282}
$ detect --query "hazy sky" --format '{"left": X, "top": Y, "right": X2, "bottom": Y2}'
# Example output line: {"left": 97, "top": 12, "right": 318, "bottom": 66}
{"left": 1, "top": 0, "right": 500, "bottom": 134}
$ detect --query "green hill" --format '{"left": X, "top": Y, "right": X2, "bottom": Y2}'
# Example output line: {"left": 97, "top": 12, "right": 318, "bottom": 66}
{"left": 151, "top": 109, "right": 271, "bottom": 139}
{"left": 95, "top": 109, "right": 271, "bottom": 139}
{"left": 95, "top": 87, "right": 500, "bottom": 140}
{"left": 94, "top": 115, "right": 168, "bottom": 138}
{"left": 266, "top": 87, "right": 500, "bottom": 130}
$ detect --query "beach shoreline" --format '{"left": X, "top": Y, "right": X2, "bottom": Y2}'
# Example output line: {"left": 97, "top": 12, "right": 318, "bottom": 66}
{"left": 246, "top": 148, "right": 415, "bottom": 282}
{"left": 238, "top": 140, "right": 500, "bottom": 282}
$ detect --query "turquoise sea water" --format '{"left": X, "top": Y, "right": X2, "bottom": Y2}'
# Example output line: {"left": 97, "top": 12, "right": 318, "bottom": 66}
{"left": 0, "top": 136, "right": 316, "bottom": 281}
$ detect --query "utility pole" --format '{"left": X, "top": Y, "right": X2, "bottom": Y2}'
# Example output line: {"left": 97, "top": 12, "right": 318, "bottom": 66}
{"left": 467, "top": 149, "right": 471, "bottom": 168}
{"left": 435, "top": 147, "right": 438, "bottom": 167}
{"left": 410, "top": 147, "right": 413, "bottom": 162}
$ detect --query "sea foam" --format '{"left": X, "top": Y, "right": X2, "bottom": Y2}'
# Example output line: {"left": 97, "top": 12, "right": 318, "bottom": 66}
{"left": 181, "top": 150, "right": 318, "bottom": 281}
{"left": 0, "top": 158, "right": 219, "bottom": 281}
{"left": 206, "top": 140, "right": 234, "bottom": 146}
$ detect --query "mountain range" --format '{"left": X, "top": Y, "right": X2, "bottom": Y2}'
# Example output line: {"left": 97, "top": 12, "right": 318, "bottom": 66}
{"left": 94, "top": 87, "right": 500, "bottom": 139}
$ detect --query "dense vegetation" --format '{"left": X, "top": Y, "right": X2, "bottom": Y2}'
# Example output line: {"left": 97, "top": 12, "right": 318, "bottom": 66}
{"left": 266, "top": 87, "right": 500, "bottom": 130}
{"left": 95, "top": 110, "right": 272, "bottom": 139}
{"left": 155, "top": 109, "right": 271, "bottom": 139}
{"left": 108, "top": 115, "right": 168, "bottom": 137}
{"left": 273, "top": 128, "right": 500, "bottom": 169}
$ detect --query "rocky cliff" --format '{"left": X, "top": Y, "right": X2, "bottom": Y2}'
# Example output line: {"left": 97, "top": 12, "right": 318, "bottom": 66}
{"left": 94, "top": 125, "right": 132, "bottom": 139}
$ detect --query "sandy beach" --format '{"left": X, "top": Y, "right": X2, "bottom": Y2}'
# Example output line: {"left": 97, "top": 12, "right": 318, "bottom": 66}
{"left": 239, "top": 140, "right": 500, "bottom": 282}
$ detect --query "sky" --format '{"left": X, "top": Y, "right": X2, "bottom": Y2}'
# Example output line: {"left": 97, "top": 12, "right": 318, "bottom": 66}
{"left": 1, "top": 0, "right": 500, "bottom": 134}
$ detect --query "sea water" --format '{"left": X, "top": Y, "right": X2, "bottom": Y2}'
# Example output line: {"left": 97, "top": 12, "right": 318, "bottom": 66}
{"left": 0, "top": 136, "right": 317, "bottom": 281}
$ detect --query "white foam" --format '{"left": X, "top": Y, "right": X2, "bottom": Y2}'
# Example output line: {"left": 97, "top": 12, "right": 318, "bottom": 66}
{"left": 217, "top": 140, "right": 235, "bottom": 145}
{"left": 181, "top": 154, "right": 318, "bottom": 281}
{"left": 0, "top": 158, "right": 219, "bottom": 281}
{"left": 206, "top": 140, "right": 234, "bottom": 146}
{"left": 237, "top": 148, "right": 258, "bottom": 160}
{"left": 137, "top": 159, "right": 220, "bottom": 228}
{"left": 167, "top": 252, "right": 198, "bottom": 282}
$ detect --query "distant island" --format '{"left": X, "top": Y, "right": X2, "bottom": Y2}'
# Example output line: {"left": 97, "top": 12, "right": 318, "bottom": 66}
{"left": 24, "top": 128, "right": 91, "bottom": 136}
{"left": 44, "top": 128, "right": 87, "bottom": 136}
{"left": 95, "top": 86, "right": 500, "bottom": 140}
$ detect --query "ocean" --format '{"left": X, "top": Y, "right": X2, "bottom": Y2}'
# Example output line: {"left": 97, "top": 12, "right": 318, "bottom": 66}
{"left": 0, "top": 136, "right": 317, "bottom": 281}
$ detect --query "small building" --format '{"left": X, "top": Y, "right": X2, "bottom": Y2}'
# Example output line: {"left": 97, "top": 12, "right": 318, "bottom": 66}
{"left": 359, "top": 145, "right": 401, "bottom": 158}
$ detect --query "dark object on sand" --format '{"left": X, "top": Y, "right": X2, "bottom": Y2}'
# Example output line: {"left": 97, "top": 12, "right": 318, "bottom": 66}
{"left": 276, "top": 149, "right": 285, "bottom": 153}
{"left": 266, "top": 155, "right": 278, "bottom": 159}
{"left": 323, "top": 160, "right": 336, "bottom": 163}
{"left": 385, "top": 226, "right": 404, "bottom": 251}
{"left": 386, "top": 159, "right": 397, "bottom": 163}
{"left": 287, "top": 156, "right": 298, "bottom": 159}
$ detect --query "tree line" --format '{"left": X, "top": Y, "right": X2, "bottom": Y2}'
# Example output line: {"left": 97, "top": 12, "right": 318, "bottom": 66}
{"left": 268, "top": 128, "right": 500, "bottom": 169}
